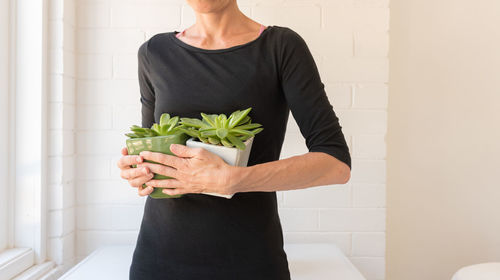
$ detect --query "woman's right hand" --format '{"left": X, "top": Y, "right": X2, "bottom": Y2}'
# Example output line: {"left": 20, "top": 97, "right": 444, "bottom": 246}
{"left": 117, "top": 147, "right": 155, "bottom": 196}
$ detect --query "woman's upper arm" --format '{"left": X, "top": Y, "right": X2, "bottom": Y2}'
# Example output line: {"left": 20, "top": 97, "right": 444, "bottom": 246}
{"left": 138, "top": 40, "right": 155, "bottom": 128}
{"left": 278, "top": 28, "right": 351, "bottom": 170}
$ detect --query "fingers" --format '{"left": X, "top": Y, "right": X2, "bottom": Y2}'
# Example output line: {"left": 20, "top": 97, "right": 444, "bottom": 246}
{"left": 162, "top": 187, "right": 184, "bottom": 196}
{"left": 117, "top": 154, "right": 143, "bottom": 170}
{"left": 121, "top": 165, "right": 150, "bottom": 180}
{"left": 136, "top": 162, "right": 179, "bottom": 179}
{"left": 119, "top": 147, "right": 155, "bottom": 197}
{"left": 169, "top": 144, "right": 203, "bottom": 158}
{"left": 120, "top": 165, "right": 154, "bottom": 188}
{"left": 145, "top": 178, "right": 183, "bottom": 189}
{"left": 139, "top": 151, "right": 183, "bottom": 170}
{"left": 138, "top": 185, "right": 154, "bottom": 196}
{"left": 127, "top": 169, "right": 154, "bottom": 196}
{"left": 128, "top": 172, "right": 154, "bottom": 188}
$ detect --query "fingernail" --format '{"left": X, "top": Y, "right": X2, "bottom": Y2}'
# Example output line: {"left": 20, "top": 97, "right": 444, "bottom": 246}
{"left": 136, "top": 157, "right": 142, "bottom": 163}
{"left": 148, "top": 186, "right": 153, "bottom": 191}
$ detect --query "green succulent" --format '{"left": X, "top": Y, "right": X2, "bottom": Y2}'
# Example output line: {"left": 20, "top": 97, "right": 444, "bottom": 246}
{"left": 125, "top": 113, "right": 183, "bottom": 138}
{"left": 177, "top": 107, "right": 263, "bottom": 150}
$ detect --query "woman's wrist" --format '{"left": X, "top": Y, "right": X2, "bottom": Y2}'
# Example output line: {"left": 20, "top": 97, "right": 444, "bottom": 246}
{"left": 226, "top": 165, "right": 250, "bottom": 194}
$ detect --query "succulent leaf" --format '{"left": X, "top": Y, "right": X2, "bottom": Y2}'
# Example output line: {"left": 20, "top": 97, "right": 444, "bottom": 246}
{"left": 169, "top": 116, "right": 179, "bottom": 126}
{"left": 200, "top": 136, "right": 210, "bottom": 144}
{"left": 151, "top": 123, "right": 161, "bottom": 135}
{"left": 178, "top": 127, "right": 200, "bottom": 138}
{"left": 125, "top": 113, "right": 189, "bottom": 139}
{"left": 221, "top": 138, "right": 233, "bottom": 148}
{"left": 201, "top": 130, "right": 217, "bottom": 137}
{"left": 227, "top": 110, "right": 241, "bottom": 128}
{"left": 199, "top": 127, "right": 216, "bottom": 132}
{"left": 125, "top": 133, "right": 140, "bottom": 138}
{"left": 230, "top": 128, "right": 254, "bottom": 136}
{"left": 216, "top": 128, "right": 228, "bottom": 139}
{"left": 180, "top": 118, "right": 204, "bottom": 128}
{"left": 226, "top": 133, "right": 246, "bottom": 150}
{"left": 251, "top": 127, "right": 264, "bottom": 135}
{"left": 208, "top": 137, "right": 221, "bottom": 145}
{"left": 201, "top": 113, "right": 217, "bottom": 127}
{"left": 161, "top": 125, "right": 169, "bottom": 135}
{"left": 216, "top": 115, "right": 223, "bottom": 128}
{"left": 160, "top": 113, "right": 170, "bottom": 126}
{"left": 234, "top": 123, "right": 262, "bottom": 130}
{"left": 239, "top": 115, "right": 251, "bottom": 126}
{"left": 131, "top": 125, "right": 143, "bottom": 130}
{"left": 229, "top": 107, "right": 252, "bottom": 129}
{"left": 239, "top": 134, "right": 252, "bottom": 141}
{"left": 131, "top": 126, "right": 146, "bottom": 133}
{"left": 167, "top": 120, "right": 178, "bottom": 132}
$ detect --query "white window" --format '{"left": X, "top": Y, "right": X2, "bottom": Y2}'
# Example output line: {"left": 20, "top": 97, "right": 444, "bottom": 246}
{"left": 0, "top": 0, "right": 10, "bottom": 258}
{"left": 0, "top": 0, "right": 52, "bottom": 278}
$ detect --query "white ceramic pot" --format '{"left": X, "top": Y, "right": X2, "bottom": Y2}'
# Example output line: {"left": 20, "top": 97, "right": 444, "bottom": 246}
{"left": 186, "top": 136, "right": 254, "bottom": 199}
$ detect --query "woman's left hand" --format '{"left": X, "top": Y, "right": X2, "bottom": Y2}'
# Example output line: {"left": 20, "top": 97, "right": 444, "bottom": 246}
{"left": 136, "top": 144, "right": 237, "bottom": 196}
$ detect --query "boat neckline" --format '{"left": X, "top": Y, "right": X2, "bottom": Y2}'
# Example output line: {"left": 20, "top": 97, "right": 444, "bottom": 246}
{"left": 169, "top": 25, "right": 275, "bottom": 53}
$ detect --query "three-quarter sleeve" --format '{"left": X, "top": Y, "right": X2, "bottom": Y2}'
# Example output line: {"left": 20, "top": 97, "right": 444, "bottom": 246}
{"left": 138, "top": 40, "right": 156, "bottom": 128}
{"left": 278, "top": 28, "right": 351, "bottom": 170}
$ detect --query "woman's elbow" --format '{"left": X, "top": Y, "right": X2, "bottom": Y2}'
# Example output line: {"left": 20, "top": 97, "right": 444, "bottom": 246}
{"left": 318, "top": 152, "right": 351, "bottom": 185}
{"left": 341, "top": 165, "right": 351, "bottom": 184}
{"left": 335, "top": 162, "right": 350, "bottom": 184}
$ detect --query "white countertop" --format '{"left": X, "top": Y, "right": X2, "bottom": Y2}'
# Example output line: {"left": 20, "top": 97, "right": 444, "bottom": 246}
{"left": 59, "top": 243, "right": 366, "bottom": 280}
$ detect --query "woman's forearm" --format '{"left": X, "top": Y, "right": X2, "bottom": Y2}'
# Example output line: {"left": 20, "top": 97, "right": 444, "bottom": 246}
{"left": 228, "top": 152, "right": 351, "bottom": 194}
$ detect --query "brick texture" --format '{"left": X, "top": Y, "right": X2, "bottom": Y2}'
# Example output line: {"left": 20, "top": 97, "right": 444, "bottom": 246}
{"left": 47, "top": 0, "right": 77, "bottom": 276}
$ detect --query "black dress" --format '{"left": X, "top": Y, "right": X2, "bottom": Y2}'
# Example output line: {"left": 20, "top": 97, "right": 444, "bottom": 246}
{"left": 129, "top": 25, "right": 351, "bottom": 280}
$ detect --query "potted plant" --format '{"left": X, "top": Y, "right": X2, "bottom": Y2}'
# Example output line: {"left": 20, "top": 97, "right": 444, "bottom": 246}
{"left": 124, "top": 108, "right": 263, "bottom": 200}
{"left": 125, "top": 113, "right": 189, "bottom": 199}
{"left": 177, "top": 107, "right": 263, "bottom": 199}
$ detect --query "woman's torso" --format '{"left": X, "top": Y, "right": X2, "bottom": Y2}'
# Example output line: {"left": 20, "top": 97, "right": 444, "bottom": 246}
{"left": 129, "top": 25, "right": 293, "bottom": 279}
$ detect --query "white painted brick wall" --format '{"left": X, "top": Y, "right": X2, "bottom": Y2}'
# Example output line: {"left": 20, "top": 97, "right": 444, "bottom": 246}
{"left": 73, "top": 1, "right": 388, "bottom": 279}
{"left": 47, "top": 0, "right": 77, "bottom": 274}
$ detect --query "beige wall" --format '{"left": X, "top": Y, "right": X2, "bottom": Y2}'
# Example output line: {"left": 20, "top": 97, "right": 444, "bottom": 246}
{"left": 387, "top": 0, "right": 500, "bottom": 279}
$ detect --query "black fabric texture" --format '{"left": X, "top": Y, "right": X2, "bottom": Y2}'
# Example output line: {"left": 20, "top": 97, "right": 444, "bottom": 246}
{"left": 129, "top": 25, "right": 351, "bottom": 280}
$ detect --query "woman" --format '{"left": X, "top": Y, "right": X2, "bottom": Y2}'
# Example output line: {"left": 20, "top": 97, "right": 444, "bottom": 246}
{"left": 116, "top": 0, "right": 351, "bottom": 279}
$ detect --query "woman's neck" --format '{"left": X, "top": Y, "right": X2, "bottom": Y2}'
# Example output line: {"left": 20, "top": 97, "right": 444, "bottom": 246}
{"left": 189, "top": 2, "right": 253, "bottom": 39}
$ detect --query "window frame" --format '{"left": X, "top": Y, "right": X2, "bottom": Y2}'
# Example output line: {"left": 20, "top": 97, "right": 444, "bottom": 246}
{"left": 0, "top": 0, "right": 50, "bottom": 278}
{"left": 0, "top": 0, "right": 10, "bottom": 258}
